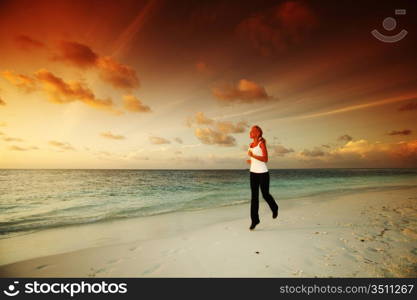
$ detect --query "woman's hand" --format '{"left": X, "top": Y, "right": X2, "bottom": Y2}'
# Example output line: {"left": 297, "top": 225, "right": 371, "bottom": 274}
{"left": 247, "top": 149, "right": 253, "bottom": 157}
{"left": 246, "top": 159, "right": 251, "bottom": 164}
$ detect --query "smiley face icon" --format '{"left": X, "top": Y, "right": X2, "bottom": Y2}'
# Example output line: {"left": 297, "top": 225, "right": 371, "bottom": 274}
{"left": 371, "top": 9, "right": 408, "bottom": 43}
{"left": 3, "top": 282, "right": 20, "bottom": 297}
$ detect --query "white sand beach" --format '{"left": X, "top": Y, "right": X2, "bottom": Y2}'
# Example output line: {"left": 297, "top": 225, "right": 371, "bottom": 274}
{"left": 0, "top": 186, "right": 416, "bottom": 277}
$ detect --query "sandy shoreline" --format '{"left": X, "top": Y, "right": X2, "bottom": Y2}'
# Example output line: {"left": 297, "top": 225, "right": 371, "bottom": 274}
{"left": 1, "top": 186, "right": 416, "bottom": 277}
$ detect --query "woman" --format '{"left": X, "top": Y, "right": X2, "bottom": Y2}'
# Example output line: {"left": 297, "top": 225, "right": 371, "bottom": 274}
{"left": 246, "top": 125, "right": 279, "bottom": 230}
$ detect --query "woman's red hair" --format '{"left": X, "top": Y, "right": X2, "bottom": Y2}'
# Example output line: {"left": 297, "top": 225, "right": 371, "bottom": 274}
{"left": 253, "top": 125, "right": 266, "bottom": 143}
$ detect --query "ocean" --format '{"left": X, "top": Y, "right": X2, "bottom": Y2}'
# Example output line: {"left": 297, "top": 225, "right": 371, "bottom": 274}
{"left": 1, "top": 168, "right": 416, "bottom": 239}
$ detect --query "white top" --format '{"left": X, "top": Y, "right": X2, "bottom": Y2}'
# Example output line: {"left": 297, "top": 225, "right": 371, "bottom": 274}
{"left": 249, "top": 141, "right": 268, "bottom": 173}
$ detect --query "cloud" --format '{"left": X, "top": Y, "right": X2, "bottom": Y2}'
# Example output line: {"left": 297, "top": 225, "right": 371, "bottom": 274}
{"left": 2, "top": 136, "right": 24, "bottom": 142}
{"left": 398, "top": 101, "right": 417, "bottom": 111}
{"left": 212, "top": 79, "right": 272, "bottom": 103}
{"left": 174, "top": 137, "right": 183, "bottom": 144}
{"left": 97, "top": 57, "right": 140, "bottom": 90}
{"left": 338, "top": 134, "right": 353, "bottom": 142}
{"left": 149, "top": 136, "right": 171, "bottom": 145}
{"left": 35, "top": 69, "right": 121, "bottom": 114}
{"left": 236, "top": 0, "right": 318, "bottom": 56}
{"left": 54, "top": 40, "right": 98, "bottom": 68}
{"left": 0, "top": 131, "right": 24, "bottom": 142}
{"left": 2, "top": 70, "right": 37, "bottom": 93}
{"left": 100, "top": 131, "right": 126, "bottom": 140}
{"left": 193, "top": 111, "right": 215, "bottom": 125}
{"left": 187, "top": 112, "right": 248, "bottom": 147}
{"left": 122, "top": 149, "right": 149, "bottom": 161}
{"left": 15, "top": 35, "right": 46, "bottom": 51}
{"left": 48, "top": 140, "right": 76, "bottom": 151}
{"left": 321, "top": 144, "right": 331, "bottom": 148}
{"left": 0, "top": 122, "right": 6, "bottom": 127}
{"left": 297, "top": 139, "right": 417, "bottom": 168}
{"left": 8, "top": 145, "right": 38, "bottom": 151}
{"left": 3, "top": 68, "right": 146, "bottom": 115}
{"left": 0, "top": 97, "right": 5, "bottom": 106}
{"left": 331, "top": 139, "right": 417, "bottom": 166}
{"left": 195, "top": 61, "right": 215, "bottom": 76}
{"left": 195, "top": 61, "right": 209, "bottom": 73}
{"left": 215, "top": 120, "right": 249, "bottom": 134}
{"left": 300, "top": 147, "right": 326, "bottom": 157}
{"left": 387, "top": 129, "right": 412, "bottom": 136}
{"left": 123, "top": 95, "right": 151, "bottom": 112}
{"left": 272, "top": 144, "right": 295, "bottom": 156}
{"left": 195, "top": 127, "right": 236, "bottom": 146}
{"left": 53, "top": 41, "right": 140, "bottom": 90}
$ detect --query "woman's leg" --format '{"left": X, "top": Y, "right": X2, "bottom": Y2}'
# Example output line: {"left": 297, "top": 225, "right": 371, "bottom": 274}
{"left": 250, "top": 172, "right": 260, "bottom": 224}
{"left": 260, "top": 172, "right": 279, "bottom": 215}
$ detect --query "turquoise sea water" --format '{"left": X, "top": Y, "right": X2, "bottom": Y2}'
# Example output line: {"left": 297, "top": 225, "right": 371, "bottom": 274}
{"left": 0, "top": 168, "right": 416, "bottom": 239}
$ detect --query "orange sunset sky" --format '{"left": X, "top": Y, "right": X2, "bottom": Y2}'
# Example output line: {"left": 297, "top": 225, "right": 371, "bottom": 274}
{"left": 0, "top": 0, "right": 416, "bottom": 169}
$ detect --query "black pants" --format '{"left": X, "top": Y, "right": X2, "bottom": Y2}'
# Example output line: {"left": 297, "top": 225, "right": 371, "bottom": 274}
{"left": 250, "top": 171, "right": 278, "bottom": 223}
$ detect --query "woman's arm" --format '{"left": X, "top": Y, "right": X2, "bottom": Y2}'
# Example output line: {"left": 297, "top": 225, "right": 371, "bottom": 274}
{"left": 248, "top": 141, "right": 268, "bottom": 162}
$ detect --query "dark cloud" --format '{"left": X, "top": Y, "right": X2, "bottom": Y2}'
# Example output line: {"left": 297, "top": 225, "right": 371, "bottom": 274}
{"left": 123, "top": 95, "right": 151, "bottom": 112}
{"left": 212, "top": 79, "right": 272, "bottom": 103}
{"left": 236, "top": 0, "right": 318, "bottom": 56}
{"left": 174, "top": 137, "right": 183, "bottom": 144}
{"left": 8, "top": 145, "right": 38, "bottom": 151}
{"left": 0, "top": 97, "right": 5, "bottom": 106}
{"left": 300, "top": 147, "right": 326, "bottom": 157}
{"left": 195, "top": 61, "right": 209, "bottom": 73}
{"left": 195, "top": 61, "right": 216, "bottom": 76}
{"left": 149, "top": 136, "right": 171, "bottom": 145}
{"left": 2, "top": 136, "right": 24, "bottom": 142}
{"left": 54, "top": 40, "right": 98, "bottom": 68}
{"left": 15, "top": 35, "right": 46, "bottom": 51}
{"left": 387, "top": 129, "right": 412, "bottom": 136}
{"left": 398, "top": 101, "right": 417, "bottom": 111}
{"left": 272, "top": 144, "right": 295, "bottom": 156}
{"left": 338, "top": 134, "right": 353, "bottom": 142}
{"left": 48, "top": 140, "right": 76, "bottom": 151}
{"left": 53, "top": 41, "right": 140, "bottom": 90}
{"left": 35, "top": 69, "right": 121, "bottom": 114}
{"left": 4, "top": 67, "right": 147, "bottom": 115}
{"left": 100, "top": 131, "right": 126, "bottom": 140}
{"left": 321, "top": 144, "right": 331, "bottom": 148}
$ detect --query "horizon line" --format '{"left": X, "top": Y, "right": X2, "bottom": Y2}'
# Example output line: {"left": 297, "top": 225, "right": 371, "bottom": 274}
{"left": 1, "top": 167, "right": 416, "bottom": 170}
